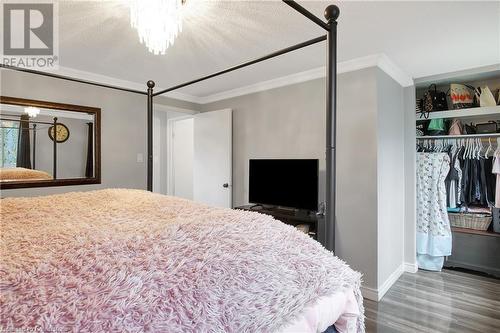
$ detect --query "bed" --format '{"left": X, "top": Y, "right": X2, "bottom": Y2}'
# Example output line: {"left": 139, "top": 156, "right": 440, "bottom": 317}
{"left": 0, "top": 189, "right": 364, "bottom": 332}
{"left": 0, "top": 167, "right": 52, "bottom": 181}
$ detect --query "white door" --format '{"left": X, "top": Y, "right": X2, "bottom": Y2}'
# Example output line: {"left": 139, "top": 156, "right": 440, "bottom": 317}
{"left": 193, "top": 109, "right": 232, "bottom": 208}
{"left": 172, "top": 118, "right": 194, "bottom": 200}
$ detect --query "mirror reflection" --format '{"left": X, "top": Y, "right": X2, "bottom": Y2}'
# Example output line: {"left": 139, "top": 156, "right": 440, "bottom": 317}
{"left": 0, "top": 98, "right": 100, "bottom": 188}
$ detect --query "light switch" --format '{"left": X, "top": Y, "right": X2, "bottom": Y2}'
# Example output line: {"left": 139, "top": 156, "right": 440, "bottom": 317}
{"left": 137, "top": 153, "right": 144, "bottom": 163}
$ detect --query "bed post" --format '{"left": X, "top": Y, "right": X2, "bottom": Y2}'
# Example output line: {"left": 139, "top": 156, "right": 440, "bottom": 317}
{"left": 147, "top": 80, "right": 155, "bottom": 192}
{"left": 53, "top": 117, "right": 57, "bottom": 179}
{"left": 324, "top": 5, "right": 339, "bottom": 252}
{"left": 33, "top": 123, "right": 36, "bottom": 169}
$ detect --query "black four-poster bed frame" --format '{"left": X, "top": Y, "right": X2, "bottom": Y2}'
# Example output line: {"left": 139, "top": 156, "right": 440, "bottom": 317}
{"left": 0, "top": 1, "right": 340, "bottom": 251}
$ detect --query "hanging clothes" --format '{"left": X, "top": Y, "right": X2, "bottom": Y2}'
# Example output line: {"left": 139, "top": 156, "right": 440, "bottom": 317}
{"left": 459, "top": 150, "right": 495, "bottom": 208}
{"left": 416, "top": 152, "right": 452, "bottom": 271}
{"left": 493, "top": 151, "right": 500, "bottom": 208}
{"left": 445, "top": 147, "right": 463, "bottom": 208}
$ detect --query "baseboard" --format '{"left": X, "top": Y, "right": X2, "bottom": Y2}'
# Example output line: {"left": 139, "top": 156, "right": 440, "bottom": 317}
{"left": 404, "top": 262, "right": 418, "bottom": 273}
{"left": 361, "top": 264, "right": 404, "bottom": 302}
{"left": 377, "top": 264, "right": 404, "bottom": 300}
{"left": 360, "top": 286, "right": 378, "bottom": 301}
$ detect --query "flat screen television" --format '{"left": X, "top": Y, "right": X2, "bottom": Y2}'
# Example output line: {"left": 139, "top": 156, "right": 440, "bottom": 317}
{"left": 249, "top": 159, "right": 318, "bottom": 211}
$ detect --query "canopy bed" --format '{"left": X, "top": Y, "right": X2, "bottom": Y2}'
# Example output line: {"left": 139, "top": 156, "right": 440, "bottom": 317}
{"left": 0, "top": 2, "right": 364, "bottom": 332}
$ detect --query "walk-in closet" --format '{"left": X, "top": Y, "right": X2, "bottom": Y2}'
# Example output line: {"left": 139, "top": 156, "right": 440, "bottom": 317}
{"left": 414, "top": 66, "right": 500, "bottom": 277}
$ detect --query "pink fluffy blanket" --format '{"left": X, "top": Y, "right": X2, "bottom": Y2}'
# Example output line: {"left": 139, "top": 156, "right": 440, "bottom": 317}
{"left": 0, "top": 189, "right": 364, "bottom": 332}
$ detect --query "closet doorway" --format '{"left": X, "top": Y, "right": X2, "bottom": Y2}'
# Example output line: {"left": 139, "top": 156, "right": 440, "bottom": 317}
{"left": 166, "top": 109, "right": 233, "bottom": 208}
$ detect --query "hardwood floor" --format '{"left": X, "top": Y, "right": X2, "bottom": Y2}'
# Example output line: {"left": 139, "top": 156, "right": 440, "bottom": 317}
{"left": 364, "top": 269, "right": 500, "bottom": 333}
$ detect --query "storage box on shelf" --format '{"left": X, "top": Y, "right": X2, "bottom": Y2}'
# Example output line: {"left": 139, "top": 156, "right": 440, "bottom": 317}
{"left": 448, "top": 213, "right": 492, "bottom": 231}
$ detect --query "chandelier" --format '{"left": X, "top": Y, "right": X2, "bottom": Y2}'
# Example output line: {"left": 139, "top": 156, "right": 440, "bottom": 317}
{"left": 24, "top": 107, "right": 40, "bottom": 118}
{"left": 130, "top": 0, "right": 185, "bottom": 55}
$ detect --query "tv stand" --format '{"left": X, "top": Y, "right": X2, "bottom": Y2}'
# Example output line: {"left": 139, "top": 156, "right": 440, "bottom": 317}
{"left": 235, "top": 205, "right": 322, "bottom": 239}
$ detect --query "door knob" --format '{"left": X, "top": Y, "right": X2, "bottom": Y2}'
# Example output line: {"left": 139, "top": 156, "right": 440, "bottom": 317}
{"left": 223, "top": 183, "right": 229, "bottom": 188}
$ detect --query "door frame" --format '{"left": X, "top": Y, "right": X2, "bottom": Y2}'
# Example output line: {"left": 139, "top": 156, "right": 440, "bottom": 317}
{"left": 153, "top": 104, "right": 196, "bottom": 194}
{"left": 166, "top": 114, "right": 194, "bottom": 196}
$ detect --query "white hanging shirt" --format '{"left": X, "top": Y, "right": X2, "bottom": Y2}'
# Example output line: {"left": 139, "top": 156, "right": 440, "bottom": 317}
{"left": 492, "top": 153, "right": 500, "bottom": 208}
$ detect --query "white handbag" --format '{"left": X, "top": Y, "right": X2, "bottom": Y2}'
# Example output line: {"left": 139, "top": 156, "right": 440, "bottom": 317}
{"left": 475, "top": 86, "right": 497, "bottom": 107}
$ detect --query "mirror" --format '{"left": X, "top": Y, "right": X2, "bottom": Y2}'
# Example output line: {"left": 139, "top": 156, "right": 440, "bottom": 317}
{"left": 0, "top": 96, "right": 101, "bottom": 189}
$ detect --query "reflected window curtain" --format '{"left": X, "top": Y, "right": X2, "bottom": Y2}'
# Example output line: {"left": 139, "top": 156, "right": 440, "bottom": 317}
{"left": 85, "top": 122, "right": 94, "bottom": 177}
{"left": 0, "top": 121, "right": 19, "bottom": 167}
{"left": 16, "top": 115, "right": 31, "bottom": 169}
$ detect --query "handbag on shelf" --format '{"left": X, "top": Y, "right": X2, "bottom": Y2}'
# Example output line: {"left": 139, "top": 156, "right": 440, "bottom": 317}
{"left": 476, "top": 121, "right": 498, "bottom": 134}
{"left": 423, "top": 84, "right": 448, "bottom": 114}
{"left": 463, "top": 123, "right": 477, "bottom": 134}
{"left": 416, "top": 98, "right": 423, "bottom": 115}
{"left": 475, "top": 86, "right": 497, "bottom": 107}
{"left": 416, "top": 120, "right": 429, "bottom": 136}
{"left": 427, "top": 118, "right": 446, "bottom": 136}
{"left": 448, "top": 119, "right": 463, "bottom": 136}
{"left": 450, "top": 83, "right": 476, "bottom": 109}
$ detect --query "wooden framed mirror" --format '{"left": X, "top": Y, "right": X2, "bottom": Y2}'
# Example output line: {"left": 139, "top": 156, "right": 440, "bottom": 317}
{"left": 0, "top": 96, "right": 101, "bottom": 189}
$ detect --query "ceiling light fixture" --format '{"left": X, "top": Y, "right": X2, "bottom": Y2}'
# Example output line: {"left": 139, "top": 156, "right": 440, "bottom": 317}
{"left": 24, "top": 106, "right": 40, "bottom": 118}
{"left": 130, "top": 0, "right": 185, "bottom": 55}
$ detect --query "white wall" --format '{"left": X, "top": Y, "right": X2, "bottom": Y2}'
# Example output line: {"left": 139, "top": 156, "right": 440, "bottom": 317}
{"left": 172, "top": 118, "right": 194, "bottom": 199}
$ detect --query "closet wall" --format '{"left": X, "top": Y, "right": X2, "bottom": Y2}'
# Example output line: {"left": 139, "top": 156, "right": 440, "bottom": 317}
{"left": 376, "top": 69, "right": 405, "bottom": 288}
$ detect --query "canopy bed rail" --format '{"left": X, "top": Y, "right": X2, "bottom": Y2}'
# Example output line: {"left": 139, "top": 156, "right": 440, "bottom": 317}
{"left": 0, "top": 0, "right": 339, "bottom": 252}
{"left": 0, "top": 116, "right": 59, "bottom": 177}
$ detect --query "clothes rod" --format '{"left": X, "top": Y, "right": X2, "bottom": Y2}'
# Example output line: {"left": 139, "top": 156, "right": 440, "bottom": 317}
{"left": 417, "top": 133, "right": 500, "bottom": 139}
{"left": 0, "top": 64, "right": 147, "bottom": 95}
{"left": 153, "top": 35, "right": 326, "bottom": 96}
{"left": 282, "top": 0, "right": 329, "bottom": 30}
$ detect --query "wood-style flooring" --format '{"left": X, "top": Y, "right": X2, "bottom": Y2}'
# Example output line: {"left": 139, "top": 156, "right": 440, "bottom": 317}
{"left": 364, "top": 269, "right": 500, "bottom": 333}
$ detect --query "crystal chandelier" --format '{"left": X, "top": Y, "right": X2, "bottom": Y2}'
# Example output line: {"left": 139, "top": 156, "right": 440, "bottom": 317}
{"left": 130, "top": 0, "right": 185, "bottom": 55}
{"left": 24, "top": 107, "right": 40, "bottom": 118}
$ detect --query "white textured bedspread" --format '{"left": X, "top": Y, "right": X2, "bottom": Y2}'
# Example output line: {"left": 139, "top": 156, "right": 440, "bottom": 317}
{"left": 0, "top": 189, "right": 364, "bottom": 332}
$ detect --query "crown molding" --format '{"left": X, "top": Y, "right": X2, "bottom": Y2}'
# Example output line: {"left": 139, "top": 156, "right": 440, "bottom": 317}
{"left": 38, "top": 53, "right": 413, "bottom": 105}
{"left": 197, "top": 53, "right": 414, "bottom": 104}
{"left": 46, "top": 66, "right": 202, "bottom": 104}
{"left": 377, "top": 54, "right": 414, "bottom": 87}
{"left": 197, "top": 66, "right": 327, "bottom": 104}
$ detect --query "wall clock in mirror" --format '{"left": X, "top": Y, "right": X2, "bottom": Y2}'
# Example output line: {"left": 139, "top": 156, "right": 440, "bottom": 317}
{"left": 48, "top": 123, "right": 70, "bottom": 143}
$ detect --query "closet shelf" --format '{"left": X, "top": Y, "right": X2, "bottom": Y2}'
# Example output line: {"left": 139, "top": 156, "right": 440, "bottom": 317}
{"left": 418, "top": 105, "right": 500, "bottom": 120}
{"left": 451, "top": 227, "right": 500, "bottom": 238}
{"left": 417, "top": 133, "right": 500, "bottom": 139}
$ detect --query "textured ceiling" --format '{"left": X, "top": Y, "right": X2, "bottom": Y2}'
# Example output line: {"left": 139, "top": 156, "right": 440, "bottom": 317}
{"left": 56, "top": 0, "right": 499, "bottom": 98}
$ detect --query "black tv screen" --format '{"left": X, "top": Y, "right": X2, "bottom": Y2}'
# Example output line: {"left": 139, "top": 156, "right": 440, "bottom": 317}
{"left": 249, "top": 159, "right": 318, "bottom": 211}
